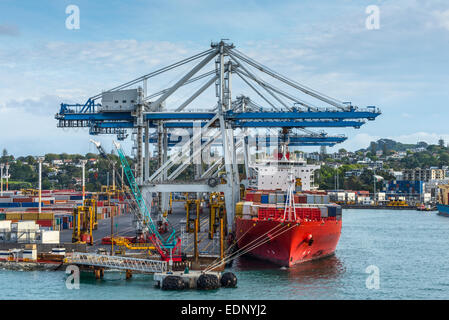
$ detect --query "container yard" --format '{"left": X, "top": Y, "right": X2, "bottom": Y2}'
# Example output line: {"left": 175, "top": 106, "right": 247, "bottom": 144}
{"left": 0, "top": 189, "right": 129, "bottom": 233}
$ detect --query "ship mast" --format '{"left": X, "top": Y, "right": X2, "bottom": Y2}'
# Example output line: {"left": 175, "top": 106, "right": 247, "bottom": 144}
{"left": 283, "top": 171, "right": 297, "bottom": 221}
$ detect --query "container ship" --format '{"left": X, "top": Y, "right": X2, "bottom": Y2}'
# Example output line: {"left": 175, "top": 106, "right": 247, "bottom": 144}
{"left": 437, "top": 184, "right": 449, "bottom": 217}
{"left": 234, "top": 148, "right": 342, "bottom": 267}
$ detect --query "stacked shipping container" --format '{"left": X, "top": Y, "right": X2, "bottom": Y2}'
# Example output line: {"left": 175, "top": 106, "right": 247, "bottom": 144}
{"left": 0, "top": 190, "right": 130, "bottom": 231}
{"left": 236, "top": 189, "right": 341, "bottom": 222}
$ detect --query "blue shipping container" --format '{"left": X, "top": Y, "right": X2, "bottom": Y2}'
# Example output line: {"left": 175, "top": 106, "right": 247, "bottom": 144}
{"left": 0, "top": 203, "right": 20, "bottom": 208}
{"left": 328, "top": 206, "right": 337, "bottom": 217}
{"left": 261, "top": 194, "right": 269, "bottom": 204}
{"left": 21, "top": 202, "right": 45, "bottom": 207}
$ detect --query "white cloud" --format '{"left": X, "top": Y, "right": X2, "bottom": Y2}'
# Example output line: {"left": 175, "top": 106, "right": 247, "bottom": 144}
{"left": 391, "top": 132, "right": 449, "bottom": 145}
{"left": 432, "top": 9, "right": 449, "bottom": 30}
{"left": 0, "top": 40, "right": 202, "bottom": 103}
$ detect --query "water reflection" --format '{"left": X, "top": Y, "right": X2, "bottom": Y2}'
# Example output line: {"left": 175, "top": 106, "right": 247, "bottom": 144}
{"left": 233, "top": 254, "right": 346, "bottom": 299}
{"left": 287, "top": 255, "right": 346, "bottom": 282}
{"left": 235, "top": 254, "right": 345, "bottom": 278}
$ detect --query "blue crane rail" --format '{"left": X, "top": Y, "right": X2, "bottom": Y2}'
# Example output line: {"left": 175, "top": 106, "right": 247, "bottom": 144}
{"left": 56, "top": 109, "right": 380, "bottom": 130}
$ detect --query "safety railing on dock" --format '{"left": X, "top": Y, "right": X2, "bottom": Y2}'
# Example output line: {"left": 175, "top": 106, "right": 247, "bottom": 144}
{"left": 65, "top": 252, "right": 167, "bottom": 273}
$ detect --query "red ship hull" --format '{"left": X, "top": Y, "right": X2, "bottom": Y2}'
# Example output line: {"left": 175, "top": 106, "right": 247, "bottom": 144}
{"left": 235, "top": 218, "right": 342, "bottom": 267}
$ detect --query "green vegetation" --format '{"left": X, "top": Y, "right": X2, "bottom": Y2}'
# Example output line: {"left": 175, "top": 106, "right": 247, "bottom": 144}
{"left": 315, "top": 139, "right": 449, "bottom": 189}
{"left": 1, "top": 138, "right": 448, "bottom": 192}
{"left": 0, "top": 150, "right": 135, "bottom": 192}
{"left": 316, "top": 164, "right": 394, "bottom": 192}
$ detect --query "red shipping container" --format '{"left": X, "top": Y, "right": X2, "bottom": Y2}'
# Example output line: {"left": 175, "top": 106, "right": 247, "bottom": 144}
{"left": 13, "top": 197, "right": 33, "bottom": 203}
{"left": 253, "top": 192, "right": 262, "bottom": 203}
{"left": 36, "top": 219, "right": 53, "bottom": 227}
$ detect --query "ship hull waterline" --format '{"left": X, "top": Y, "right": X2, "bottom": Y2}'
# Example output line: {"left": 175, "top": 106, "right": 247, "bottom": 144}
{"left": 235, "top": 218, "right": 342, "bottom": 267}
{"left": 437, "top": 204, "right": 449, "bottom": 217}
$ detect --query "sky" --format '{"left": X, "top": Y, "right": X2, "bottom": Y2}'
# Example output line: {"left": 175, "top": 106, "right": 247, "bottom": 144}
{"left": 0, "top": 0, "right": 448, "bottom": 157}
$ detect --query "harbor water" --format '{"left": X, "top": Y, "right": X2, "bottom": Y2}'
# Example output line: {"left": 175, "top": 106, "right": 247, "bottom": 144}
{"left": 1, "top": 209, "right": 449, "bottom": 300}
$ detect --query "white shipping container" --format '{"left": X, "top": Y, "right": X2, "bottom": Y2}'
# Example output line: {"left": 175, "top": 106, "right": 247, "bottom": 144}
{"left": 320, "top": 207, "right": 328, "bottom": 218}
{"left": 242, "top": 202, "right": 253, "bottom": 215}
{"left": 41, "top": 230, "right": 60, "bottom": 244}
{"left": 276, "top": 194, "right": 285, "bottom": 203}
{"left": 55, "top": 195, "right": 70, "bottom": 200}
{"left": 306, "top": 195, "right": 314, "bottom": 204}
{"left": 0, "top": 197, "right": 12, "bottom": 203}
{"left": 0, "top": 220, "right": 12, "bottom": 231}
{"left": 6, "top": 207, "right": 27, "bottom": 212}
{"left": 12, "top": 221, "right": 38, "bottom": 231}
{"left": 32, "top": 196, "right": 55, "bottom": 202}
{"left": 346, "top": 192, "right": 356, "bottom": 202}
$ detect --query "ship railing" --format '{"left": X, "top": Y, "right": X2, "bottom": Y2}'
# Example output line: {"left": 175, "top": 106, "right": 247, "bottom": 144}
{"left": 258, "top": 208, "right": 335, "bottom": 222}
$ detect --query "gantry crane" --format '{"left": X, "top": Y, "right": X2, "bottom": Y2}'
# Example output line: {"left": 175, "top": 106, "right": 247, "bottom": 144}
{"left": 55, "top": 40, "right": 381, "bottom": 235}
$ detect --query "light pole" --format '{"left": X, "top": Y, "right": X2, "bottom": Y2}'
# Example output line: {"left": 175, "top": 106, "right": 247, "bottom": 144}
{"left": 80, "top": 160, "right": 87, "bottom": 202}
{"left": 0, "top": 163, "right": 4, "bottom": 196}
{"left": 373, "top": 173, "right": 384, "bottom": 205}
{"left": 5, "top": 163, "right": 9, "bottom": 191}
{"left": 36, "top": 157, "right": 44, "bottom": 214}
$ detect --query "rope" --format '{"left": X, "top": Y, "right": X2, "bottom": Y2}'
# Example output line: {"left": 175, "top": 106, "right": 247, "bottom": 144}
{"left": 204, "top": 222, "right": 298, "bottom": 272}
{"left": 201, "top": 220, "right": 259, "bottom": 271}
{"left": 219, "top": 223, "right": 298, "bottom": 268}
{"left": 203, "top": 222, "right": 287, "bottom": 272}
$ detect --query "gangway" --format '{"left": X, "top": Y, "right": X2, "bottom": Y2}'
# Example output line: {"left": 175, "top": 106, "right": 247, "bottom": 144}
{"left": 65, "top": 252, "right": 167, "bottom": 273}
